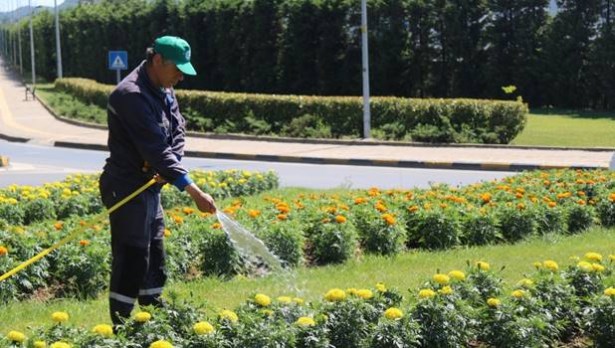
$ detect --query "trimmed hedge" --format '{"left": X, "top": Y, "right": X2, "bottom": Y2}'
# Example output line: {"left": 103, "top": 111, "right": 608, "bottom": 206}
{"left": 55, "top": 78, "right": 528, "bottom": 144}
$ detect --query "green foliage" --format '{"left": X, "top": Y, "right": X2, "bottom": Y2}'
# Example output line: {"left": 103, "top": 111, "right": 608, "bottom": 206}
{"left": 23, "top": 199, "right": 57, "bottom": 225}
{"left": 198, "top": 223, "right": 242, "bottom": 278}
{"left": 567, "top": 205, "right": 595, "bottom": 234}
{"left": 413, "top": 209, "right": 460, "bottom": 250}
{"left": 586, "top": 295, "right": 615, "bottom": 348}
{"left": 497, "top": 206, "right": 537, "bottom": 242}
{"left": 259, "top": 220, "right": 305, "bottom": 267}
{"left": 461, "top": 212, "right": 501, "bottom": 246}
{"left": 306, "top": 218, "right": 358, "bottom": 265}
{"left": 280, "top": 114, "right": 332, "bottom": 139}
{"left": 353, "top": 205, "right": 406, "bottom": 255}
{"left": 411, "top": 294, "right": 476, "bottom": 347}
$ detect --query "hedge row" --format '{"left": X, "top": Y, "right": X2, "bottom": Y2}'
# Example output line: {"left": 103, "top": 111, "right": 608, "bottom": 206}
{"left": 55, "top": 78, "right": 528, "bottom": 143}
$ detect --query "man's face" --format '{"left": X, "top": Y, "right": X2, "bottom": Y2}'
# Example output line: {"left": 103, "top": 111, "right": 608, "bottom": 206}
{"left": 157, "top": 57, "right": 184, "bottom": 88}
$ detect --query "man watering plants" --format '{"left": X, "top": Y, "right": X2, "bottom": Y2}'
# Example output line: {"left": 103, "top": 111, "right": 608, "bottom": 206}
{"left": 99, "top": 35, "right": 216, "bottom": 327}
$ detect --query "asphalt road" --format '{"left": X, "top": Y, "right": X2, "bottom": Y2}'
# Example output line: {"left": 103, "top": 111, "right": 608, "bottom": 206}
{"left": 0, "top": 140, "right": 514, "bottom": 189}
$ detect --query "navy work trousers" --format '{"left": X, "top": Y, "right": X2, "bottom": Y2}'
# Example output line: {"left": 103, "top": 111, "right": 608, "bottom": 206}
{"left": 99, "top": 172, "right": 167, "bottom": 326}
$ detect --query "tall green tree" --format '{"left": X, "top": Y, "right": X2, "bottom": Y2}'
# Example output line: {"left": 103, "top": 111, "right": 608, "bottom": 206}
{"left": 587, "top": 0, "right": 615, "bottom": 109}
{"left": 542, "top": 0, "right": 601, "bottom": 108}
{"left": 484, "top": 0, "right": 549, "bottom": 105}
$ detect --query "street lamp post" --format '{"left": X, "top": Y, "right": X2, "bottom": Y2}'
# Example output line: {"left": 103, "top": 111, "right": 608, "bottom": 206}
{"left": 361, "top": 0, "right": 371, "bottom": 139}
{"left": 54, "top": 0, "right": 62, "bottom": 78}
{"left": 29, "top": 0, "right": 35, "bottom": 96}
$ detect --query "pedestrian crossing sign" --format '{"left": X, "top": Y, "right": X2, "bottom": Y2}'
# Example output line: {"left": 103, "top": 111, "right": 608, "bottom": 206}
{"left": 108, "top": 51, "right": 128, "bottom": 70}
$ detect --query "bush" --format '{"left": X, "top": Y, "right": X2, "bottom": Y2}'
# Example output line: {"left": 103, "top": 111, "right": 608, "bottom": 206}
{"left": 461, "top": 212, "right": 501, "bottom": 246}
{"left": 586, "top": 295, "right": 615, "bottom": 348}
{"left": 259, "top": 220, "right": 305, "bottom": 267}
{"left": 567, "top": 205, "right": 595, "bottom": 234}
{"left": 306, "top": 219, "right": 358, "bottom": 265}
{"left": 197, "top": 223, "right": 242, "bottom": 278}
{"left": 497, "top": 206, "right": 537, "bottom": 242}
{"left": 353, "top": 206, "right": 406, "bottom": 255}
{"left": 23, "top": 199, "right": 57, "bottom": 225}
{"left": 413, "top": 209, "right": 460, "bottom": 250}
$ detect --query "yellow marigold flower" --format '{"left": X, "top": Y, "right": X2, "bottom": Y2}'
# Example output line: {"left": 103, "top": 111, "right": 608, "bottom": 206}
{"left": 440, "top": 286, "right": 453, "bottom": 295}
{"left": 248, "top": 209, "right": 261, "bottom": 218}
{"left": 382, "top": 213, "right": 396, "bottom": 225}
{"left": 219, "top": 309, "right": 239, "bottom": 323}
{"left": 592, "top": 263, "right": 605, "bottom": 272}
{"left": 149, "top": 340, "right": 173, "bottom": 348}
{"left": 50, "top": 342, "right": 70, "bottom": 348}
{"left": 476, "top": 261, "right": 490, "bottom": 271}
{"left": 164, "top": 229, "right": 172, "bottom": 237}
{"left": 356, "top": 289, "right": 373, "bottom": 300}
{"left": 173, "top": 215, "right": 184, "bottom": 224}
{"left": 433, "top": 273, "right": 450, "bottom": 285}
{"left": 408, "top": 205, "right": 419, "bottom": 213}
{"left": 517, "top": 279, "right": 534, "bottom": 288}
{"left": 487, "top": 298, "right": 501, "bottom": 308}
{"left": 183, "top": 207, "right": 195, "bottom": 215}
{"left": 193, "top": 321, "right": 214, "bottom": 335}
{"left": 604, "top": 287, "right": 615, "bottom": 297}
{"left": 376, "top": 203, "right": 387, "bottom": 212}
{"left": 34, "top": 341, "right": 47, "bottom": 348}
{"left": 295, "top": 316, "right": 316, "bottom": 327}
{"left": 480, "top": 192, "right": 492, "bottom": 203}
{"left": 383, "top": 307, "right": 404, "bottom": 320}
{"left": 335, "top": 215, "right": 347, "bottom": 223}
{"left": 277, "top": 214, "right": 288, "bottom": 220}
{"left": 547, "top": 201, "right": 557, "bottom": 208}
{"left": 0, "top": 245, "right": 8, "bottom": 256}
{"left": 292, "top": 297, "right": 305, "bottom": 305}
{"left": 585, "top": 252, "right": 603, "bottom": 262}
{"left": 375, "top": 282, "right": 387, "bottom": 292}
{"left": 134, "top": 311, "right": 152, "bottom": 323}
{"left": 254, "top": 293, "right": 271, "bottom": 307}
{"left": 7, "top": 330, "right": 26, "bottom": 343}
{"left": 79, "top": 239, "right": 90, "bottom": 246}
{"left": 51, "top": 311, "right": 69, "bottom": 323}
{"left": 324, "top": 288, "right": 346, "bottom": 302}
{"left": 211, "top": 222, "right": 221, "bottom": 229}
{"left": 448, "top": 270, "right": 465, "bottom": 281}
{"left": 512, "top": 290, "right": 526, "bottom": 299}
{"left": 54, "top": 221, "right": 64, "bottom": 230}
{"left": 578, "top": 261, "right": 593, "bottom": 272}
{"left": 277, "top": 296, "right": 292, "bottom": 304}
{"left": 92, "top": 324, "right": 113, "bottom": 337}
{"left": 418, "top": 289, "right": 436, "bottom": 299}
{"left": 610, "top": 254, "right": 615, "bottom": 261}
{"left": 543, "top": 260, "right": 559, "bottom": 272}
{"left": 354, "top": 197, "right": 366, "bottom": 205}
{"left": 346, "top": 288, "right": 358, "bottom": 296}
{"left": 533, "top": 261, "right": 542, "bottom": 269}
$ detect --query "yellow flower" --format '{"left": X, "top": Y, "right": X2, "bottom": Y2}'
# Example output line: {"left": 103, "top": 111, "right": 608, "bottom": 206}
{"left": 439, "top": 286, "right": 453, "bottom": 295}
{"left": 254, "top": 293, "right": 271, "bottom": 307}
{"left": 193, "top": 321, "right": 214, "bottom": 335}
{"left": 592, "top": 263, "right": 605, "bottom": 272}
{"left": 50, "top": 343, "right": 71, "bottom": 348}
{"left": 335, "top": 215, "right": 347, "bottom": 223}
{"left": 292, "top": 297, "right": 305, "bottom": 305}
{"left": 517, "top": 278, "right": 534, "bottom": 288}
{"left": 346, "top": 288, "right": 358, "bottom": 296}
{"left": 164, "top": 229, "right": 172, "bottom": 237}
{"left": 418, "top": 289, "right": 436, "bottom": 299}
{"left": 34, "top": 341, "right": 47, "bottom": 348}
{"left": 383, "top": 307, "right": 404, "bottom": 320}
{"left": 295, "top": 316, "right": 316, "bottom": 327}
{"left": 92, "top": 324, "right": 113, "bottom": 337}
{"left": 219, "top": 309, "right": 239, "bottom": 323}
{"left": 277, "top": 296, "right": 292, "bottom": 304}
{"left": 448, "top": 270, "right": 465, "bottom": 281}
{"left": 0, "top": 246, "right": 8, "bottom": 256}
{"left": 609, "top": 254, "right": 615, "bottom": 261}
{"left": 51, "top": 311, "right": 69, "bottom": 323}
{"left": 512, "top": 290, "right": 526, "bottom": 299}
{"left": 356, "top": 289, "right": 374, "bottom": 300}
{"left": 476, "top": 261, "right": 490, "bottom": 271}
{"left": 604, "top": 287, "right": 615, "bottom": 297}
{"left": 324, "top": 288, "right": 346, "bottom": 302}
{"left": 382, "top": 213, "right": 396, "bottom": 225}
{"left": 487, "top": 298, "right": 501, "bottom": 307}
{"left": 577, "top": 261, "right": 593, "bottom": 272}
{"left": 585, "top": 252, "right": 603, "bottom": 262}
{"left": 375, "top": 282, "right": 386, "bottom": 292}
{"left": 7, "top": 330, "right": 26, "bottom": 343}
{"left": 543, "top": 260, "right": 559, "bottom": 272}
{"left": 134, "top": 311, "right": 152, "bottom": 323}
{"left": 533, "top": 261, "right": 542, "bottom": 269}
{"left": 149, "top": 340, "right": 173, "bottom": 348}
{"left": 433, "top": 273, "right": 450, "bottom": 285}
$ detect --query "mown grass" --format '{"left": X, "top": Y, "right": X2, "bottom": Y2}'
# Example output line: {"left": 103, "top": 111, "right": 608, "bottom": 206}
{"left": 35, "top": 84, "right": 107, "bottom": 125}
{"left": 512, "top": 108, "right": 615, "bottom": 147}
{"left": 2, "top": 225, "right": 614, "bottom": 333}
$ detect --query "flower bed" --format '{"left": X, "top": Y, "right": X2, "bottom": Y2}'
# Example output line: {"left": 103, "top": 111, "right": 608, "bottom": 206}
{"left": 2, "top": 255, "right": 614, "bottom": 347}
{"left": 2, "top": 169, "right": 615, "bottom": 302}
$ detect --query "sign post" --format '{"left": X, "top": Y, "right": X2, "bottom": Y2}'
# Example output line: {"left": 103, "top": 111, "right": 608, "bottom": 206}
{"left": 108, "top": 50, "right": 128, "bottom": 84}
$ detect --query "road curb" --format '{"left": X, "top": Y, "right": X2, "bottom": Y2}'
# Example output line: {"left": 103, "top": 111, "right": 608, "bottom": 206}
{"left": 53, "top": 140, "right": 602, "bottom": 172}
{"left": 0, "top": 132, "right": 29, "bottom": 142}
{"left": 0, "top": 155, "right": 9, "bottom": 167}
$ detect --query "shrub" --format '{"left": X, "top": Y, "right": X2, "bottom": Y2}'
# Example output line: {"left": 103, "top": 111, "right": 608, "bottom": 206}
{"left": 23, "top": 199, "right": 57, "bottom": 224}
{"left": 567, "top": 205, "right": 595, "bottom": 234}
{"left": 306, "top": 219, "right": 358, "bottom": 265}
{"left": 586, "top": 295, "right": 615, "bottom": 348}
{"left": 259, "top": 220, "right": 305, "bottom": 267}
{"left": 497, "top": 206, "right": 537, "bottom": 242}
{"left": 461, "top": 212, "right": 501, "bottom": 246}
{"left": 353, "top": 206, "right": 406, "bottom": 255}
{"left": 413, "top": 209, "right": 460, "bottom": 250}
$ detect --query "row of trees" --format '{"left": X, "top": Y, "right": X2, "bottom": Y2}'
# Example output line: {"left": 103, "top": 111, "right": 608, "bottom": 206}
{"left": 1, "top": 0, "right": 614, "bottom": 110}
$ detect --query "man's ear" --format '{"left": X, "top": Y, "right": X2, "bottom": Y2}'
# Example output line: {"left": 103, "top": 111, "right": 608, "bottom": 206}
{"left": 152, "top": 53, "right": 163, "bottom": 66}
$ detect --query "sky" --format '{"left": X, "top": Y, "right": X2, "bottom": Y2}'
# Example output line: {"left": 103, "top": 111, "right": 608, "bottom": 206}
{"left": 0, "top": 0, "right": 67, "bottom": 12}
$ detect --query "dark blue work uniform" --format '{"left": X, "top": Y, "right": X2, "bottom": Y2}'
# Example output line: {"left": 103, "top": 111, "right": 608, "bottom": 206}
{"left": 99, "top": 60, "right": 193, "bottom": 326}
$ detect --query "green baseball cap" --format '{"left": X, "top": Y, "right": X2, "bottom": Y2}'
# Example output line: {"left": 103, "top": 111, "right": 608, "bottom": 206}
{"left": 154, "top": 36, "right": 197, "bottom": 76}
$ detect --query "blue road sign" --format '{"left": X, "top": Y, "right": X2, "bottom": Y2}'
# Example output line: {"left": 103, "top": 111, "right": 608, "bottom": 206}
{"left": 108, "top": 51, "right": 128, "bottom": 70}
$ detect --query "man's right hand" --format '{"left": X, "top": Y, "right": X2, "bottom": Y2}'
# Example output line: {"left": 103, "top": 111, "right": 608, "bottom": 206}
{"left": 185, "top": 183, "right": 216, "bottom": 213}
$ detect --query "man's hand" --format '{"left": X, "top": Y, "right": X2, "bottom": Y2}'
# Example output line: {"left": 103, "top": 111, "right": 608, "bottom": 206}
{"left": 185, "top": 183, "right": 216, "bottom": 213}
{"left": 153, "top": 174, "right": 167, "bottom": 184}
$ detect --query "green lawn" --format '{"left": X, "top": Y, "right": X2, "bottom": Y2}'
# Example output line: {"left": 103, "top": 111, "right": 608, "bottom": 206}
{"left": 2, "top": 226, "right": 614, "bottom": 332}
{"left": 513, "top": 109, "right": 615, "bottom": 147}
